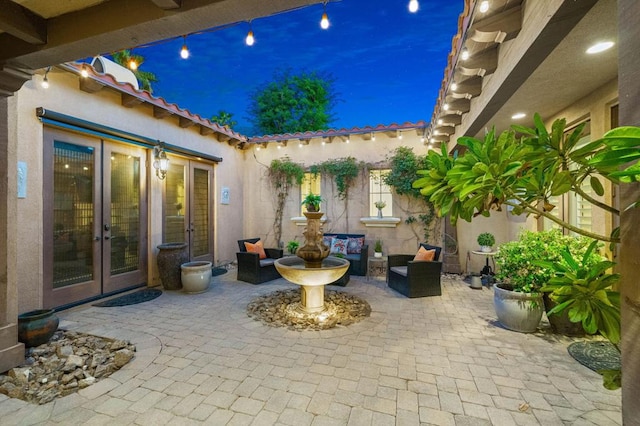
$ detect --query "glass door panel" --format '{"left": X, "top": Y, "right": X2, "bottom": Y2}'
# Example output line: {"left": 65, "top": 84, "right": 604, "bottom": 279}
{"left": 164, "top": 162, "right": 187, "bottom": 243}
{"left": 103, "top": 144, "right": 147, "bottom": 293}
{"left": 162, "top": 159, "right": 213, "bottom": 262}
{"left": 44, "top": 130, "right": 102, "bottom": 308}
{"left": 191, "top": 166, "right": 212, "bottom": 260}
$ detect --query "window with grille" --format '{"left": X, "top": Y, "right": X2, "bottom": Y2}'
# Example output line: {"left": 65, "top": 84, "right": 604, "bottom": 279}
{"left": 369, "top": 169, "right": 392, "bottom": 217}
{"left": 300, "top": 172, "right": 321, "bottom": 215}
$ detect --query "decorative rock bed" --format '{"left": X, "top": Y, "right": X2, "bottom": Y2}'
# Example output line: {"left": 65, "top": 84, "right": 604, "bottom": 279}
{"left": 247, "top": 289, "right": 371, "bottom": 330}
{"left": 0, "top": 330, "right": 135, "bottom": 405}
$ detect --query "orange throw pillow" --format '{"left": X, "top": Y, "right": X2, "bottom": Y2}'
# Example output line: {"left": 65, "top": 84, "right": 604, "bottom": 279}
{"left": 414, "top": 246, "right": 435, "bottom": 261}
{"left": 245, "top": 240, "right": 267, "bottom": 259}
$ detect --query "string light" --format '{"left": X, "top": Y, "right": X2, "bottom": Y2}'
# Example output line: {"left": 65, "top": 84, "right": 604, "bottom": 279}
{"left": 246, "top": 21, "right": 255, "bottom": 46}
{"left": 128, "top": 57, "right": 138, "bottom": 70}
{"left": 80, "top": 65, "right": 89, "bottom": 78}
{"left": 443, "top": 103, "right": 450, "bottom": 111}
{"left": 450, "top": 82, "right": 458, "bottom": 91}
{"left": 320, "top": 2, "right": 330, "bottom": 29}
{"left": 461, "top": 48, "right": 470, "bottom": 61}
{"left": 408, "top": 0, "right": 419, "bottom": 13}
{"left": 180, "top": 36, "right": 190, "bottom": 59}
{"left": 41, "top": 66, "right": 51, "bottom": 89}
{"left": 479, "top": 1, "right": 490, "bottom": 13}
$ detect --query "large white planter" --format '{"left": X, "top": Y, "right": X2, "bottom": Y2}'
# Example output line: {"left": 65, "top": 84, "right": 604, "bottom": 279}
{"left": 181, "top": 261, "right": 212, "bottom": 294}
{"left": 493, "top": 283, "right": 543, "bottom": 333}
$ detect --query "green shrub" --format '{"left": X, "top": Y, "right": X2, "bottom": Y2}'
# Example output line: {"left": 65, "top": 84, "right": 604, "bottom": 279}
{"left": 477, "top": 232, "right": 495, "bottom": 246}
{"left": 495, "top": 230, "right": 603, "bottom": 293}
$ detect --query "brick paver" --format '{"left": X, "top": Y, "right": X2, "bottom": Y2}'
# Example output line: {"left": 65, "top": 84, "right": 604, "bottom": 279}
{"left": 0, "top": 275, "right": 621, "bottom": 424}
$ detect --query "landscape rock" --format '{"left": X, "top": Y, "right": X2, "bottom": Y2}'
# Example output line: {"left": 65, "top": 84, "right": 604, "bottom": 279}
{"left": 0, "top": 330, "right": 135, "bottom": 405}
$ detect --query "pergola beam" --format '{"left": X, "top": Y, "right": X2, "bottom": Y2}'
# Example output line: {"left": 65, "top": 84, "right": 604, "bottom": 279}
{"left": 0, "top": 0, "right": 47, "bottom": 45}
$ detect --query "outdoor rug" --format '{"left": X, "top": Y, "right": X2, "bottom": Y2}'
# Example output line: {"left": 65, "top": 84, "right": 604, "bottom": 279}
{"left": 93, "top": 288, "right": 162, "bottom": 307}
{"left": 212, "top": 267, "right": 228, "bottom": 277}
{"left": 568, "top": 341, "right": 621, "bottom": 372}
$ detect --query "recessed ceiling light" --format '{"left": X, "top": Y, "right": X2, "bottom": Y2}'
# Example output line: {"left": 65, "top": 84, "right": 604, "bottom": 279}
{"left": 586, "top": 41, "right": 614, "bottom": 54}
{"left": 511, "top": 112, "right": 526, "bottom": 119}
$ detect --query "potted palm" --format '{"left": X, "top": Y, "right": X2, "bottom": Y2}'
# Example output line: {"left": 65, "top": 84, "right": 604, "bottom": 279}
{"left": 477, "top": 232, "right": 495, "bottom": 252}
{"left": 301, "top": 193, "right": 323, "bottom": 212}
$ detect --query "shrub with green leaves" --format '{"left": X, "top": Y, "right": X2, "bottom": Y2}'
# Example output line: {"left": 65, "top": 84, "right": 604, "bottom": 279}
{"left": 494, "top": 230, "right": 603, "bottom": 293}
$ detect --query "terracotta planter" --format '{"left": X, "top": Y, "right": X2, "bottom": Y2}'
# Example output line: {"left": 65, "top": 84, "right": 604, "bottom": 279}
{"left": 493, "top": 283, "right": 544, "bottom": 333}
{"left": 18, "top": 309, "right": 59, "bottom": 347}
{"left": 157, "top": 243, "right": 188, "bottom": 290}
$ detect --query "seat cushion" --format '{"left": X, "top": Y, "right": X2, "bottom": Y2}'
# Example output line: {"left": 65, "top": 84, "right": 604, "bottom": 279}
{"left": 390, "top": 266, "right": 408, "bottom": 277}
{"left": 259, "top": 258, "right": 276, "bottom": 267}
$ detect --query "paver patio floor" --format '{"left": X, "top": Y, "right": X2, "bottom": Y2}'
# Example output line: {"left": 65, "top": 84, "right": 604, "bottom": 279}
{"left": 0, "top": 273, "right": 621, "bottom": 425}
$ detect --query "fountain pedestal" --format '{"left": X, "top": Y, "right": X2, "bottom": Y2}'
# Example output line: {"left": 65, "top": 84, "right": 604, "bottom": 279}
{"left": 274, "top": 211, "right": 349, "bottom": 314}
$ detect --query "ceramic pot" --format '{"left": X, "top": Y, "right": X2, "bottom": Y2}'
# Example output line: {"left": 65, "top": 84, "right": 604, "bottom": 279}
{"left": 18, "top": 309, "right": 59, "bottom": 347}
{"left": 157, "top": 243, "right": 188, "bottom": 290}
{"left": 480, "top": 245, "right": 493, "bottom": 253}
{"left": 181, "top": 261, "right": 212, "bottom": 293}
{"left": 374, "top": 252, "right": 383, "bottom": 258}
{"left": 543, "top": 293, "right": 585, "bottom": 336}
{"left": 493, "top": 283, "right": 543, "bottom": 333}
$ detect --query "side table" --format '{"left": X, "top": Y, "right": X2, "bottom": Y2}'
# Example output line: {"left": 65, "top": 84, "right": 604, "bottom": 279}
{"left": 367, "top": 256, "right": 388, "bottom": 280}
{"left": 471, "top": 250, "right": 497, "bottom": 275}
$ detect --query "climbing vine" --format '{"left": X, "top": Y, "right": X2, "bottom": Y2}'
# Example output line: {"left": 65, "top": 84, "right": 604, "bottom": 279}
{"left": 310, "top": 157, "right": 365, "bottom": 232}
{"left": 384, "top": 146, "right": 439, "bottom": 244}
{"left": 267, "top": 157, "right": 305, "bottom": 245}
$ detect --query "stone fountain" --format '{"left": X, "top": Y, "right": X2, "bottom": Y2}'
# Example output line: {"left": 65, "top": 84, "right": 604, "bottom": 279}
{"left": 274, "top": 211, "right": 350, "bottom": 313}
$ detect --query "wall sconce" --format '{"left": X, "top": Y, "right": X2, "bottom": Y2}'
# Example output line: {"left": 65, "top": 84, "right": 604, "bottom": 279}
{"left": 153, "top": 144, "right": 169, "bottom": 180}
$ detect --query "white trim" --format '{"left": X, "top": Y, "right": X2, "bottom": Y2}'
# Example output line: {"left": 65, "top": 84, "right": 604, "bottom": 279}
{"left": 360, "top": 217, "right": 401, "bottom": 228}
{"left": 291, "top": 216, "right": 328, "bottom": 226}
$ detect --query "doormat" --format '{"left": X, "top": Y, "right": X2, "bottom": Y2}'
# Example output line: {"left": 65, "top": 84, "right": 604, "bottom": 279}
{"left": 212, "top": 267, "right": 227, "bottom": 277}
{"left": 567, "top": 341, "right": 621, "bottom": 372}
{"left": 93, "top": 288, "right": 162, "bottom": 307}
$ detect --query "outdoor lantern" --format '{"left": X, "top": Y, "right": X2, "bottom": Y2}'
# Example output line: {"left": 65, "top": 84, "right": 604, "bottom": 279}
{"left": 153, "top": 144, "right": 170, "bottom": 180}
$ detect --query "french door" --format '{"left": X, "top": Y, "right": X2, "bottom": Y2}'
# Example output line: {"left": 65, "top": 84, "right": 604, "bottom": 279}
{"left": 163, "top": 158, "right": 214, "bottom": 262}
{"left": 43, "top": 128, "right": 147, "bottom": 308}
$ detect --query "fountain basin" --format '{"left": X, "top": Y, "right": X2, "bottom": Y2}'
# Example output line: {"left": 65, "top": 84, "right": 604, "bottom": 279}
{"left": 275, "top": 256, "right": 349, "bottom": 313}
{"left": 275, "top": 256, "right": 349, "bottom": 286}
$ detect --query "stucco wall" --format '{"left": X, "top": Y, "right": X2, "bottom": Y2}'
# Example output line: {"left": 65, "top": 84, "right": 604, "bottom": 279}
{"left": 243, "top": 132, "right": 443, "bottom": 256}
{"left": 13, "top": 69, "right": 245, "bottom": 312}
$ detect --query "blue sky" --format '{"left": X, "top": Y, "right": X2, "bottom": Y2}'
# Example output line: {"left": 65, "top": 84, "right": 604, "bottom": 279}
{"left": 131, "top": 1, "right": 462, "bottom": 135}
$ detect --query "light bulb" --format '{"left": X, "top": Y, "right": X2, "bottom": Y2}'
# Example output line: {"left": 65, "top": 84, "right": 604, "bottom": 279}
{"left": 437, "top": 119, "right": 443, "bottom": 125}
{"left": 128, "top": 59, "right": 138, "bottom": 70}
{"left": 479, "top": 1, "right": 489, "bottom": 13}
{"left": 180, "top": 45, "right": 189, "bottom": 59}
{"left": 408, "top": 0, "right": 419, "bottom": 13}
{"left": 443, "top": 103, "right": 450, "bottom": 111}
{"left": 398, "top": 132, "right": 403, "bottom": 140}
{"left": 461, "top": 49, "right": 469, "bottom": 61}
{"left": 320, "top": 12, "right": 329, "bottom": 29}
{"left": 80, "top": 67, "right": 89, "bottom": 78}
{"left": 450, "top": 82, "right": 458, "bottom": 91}
{"left": 245, "top": 30, "right": 255, "bottom": 46}
{"left": 41, "top": 76, "right": 49, "bottom": 89}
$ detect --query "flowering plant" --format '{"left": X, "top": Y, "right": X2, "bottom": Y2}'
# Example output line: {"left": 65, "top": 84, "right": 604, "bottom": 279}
{"left": 495, "top": 230, "right": 603, "bottom": 293}
{"left": 374, "top": 200, "right": 386, "bottom": 209}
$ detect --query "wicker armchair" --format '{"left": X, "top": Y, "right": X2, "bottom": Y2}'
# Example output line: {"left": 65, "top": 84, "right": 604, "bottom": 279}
{"left": 387, "top": 244, "right": 443, "bottom": 298}
{"left": 236, "top": 238, "right": 283, "bottom": 284}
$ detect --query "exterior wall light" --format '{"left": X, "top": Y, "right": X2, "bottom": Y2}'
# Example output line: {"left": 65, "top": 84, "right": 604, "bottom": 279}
{"left": 153, "top": 144, "right": 170, "bottom": 180}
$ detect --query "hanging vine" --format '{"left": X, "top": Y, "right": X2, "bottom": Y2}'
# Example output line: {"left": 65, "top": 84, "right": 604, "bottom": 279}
{"left": 383, "top": 146, "right": 439, "bottom": 244}
{"left": 310, "top": 157, "right": 365, "bottom": 231}
{"left": 267, "top": 157, "right": 305, "bottom": 246}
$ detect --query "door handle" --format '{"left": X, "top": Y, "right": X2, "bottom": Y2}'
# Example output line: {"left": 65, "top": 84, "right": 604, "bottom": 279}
{"left": 104, "top": 235, "right": 110, "bottom": 240}
{"left": 104, "top": 224, "right": 110, "bottom": 231}
{"left": 95, "top": 236, "right": 101, "bottom": 241}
